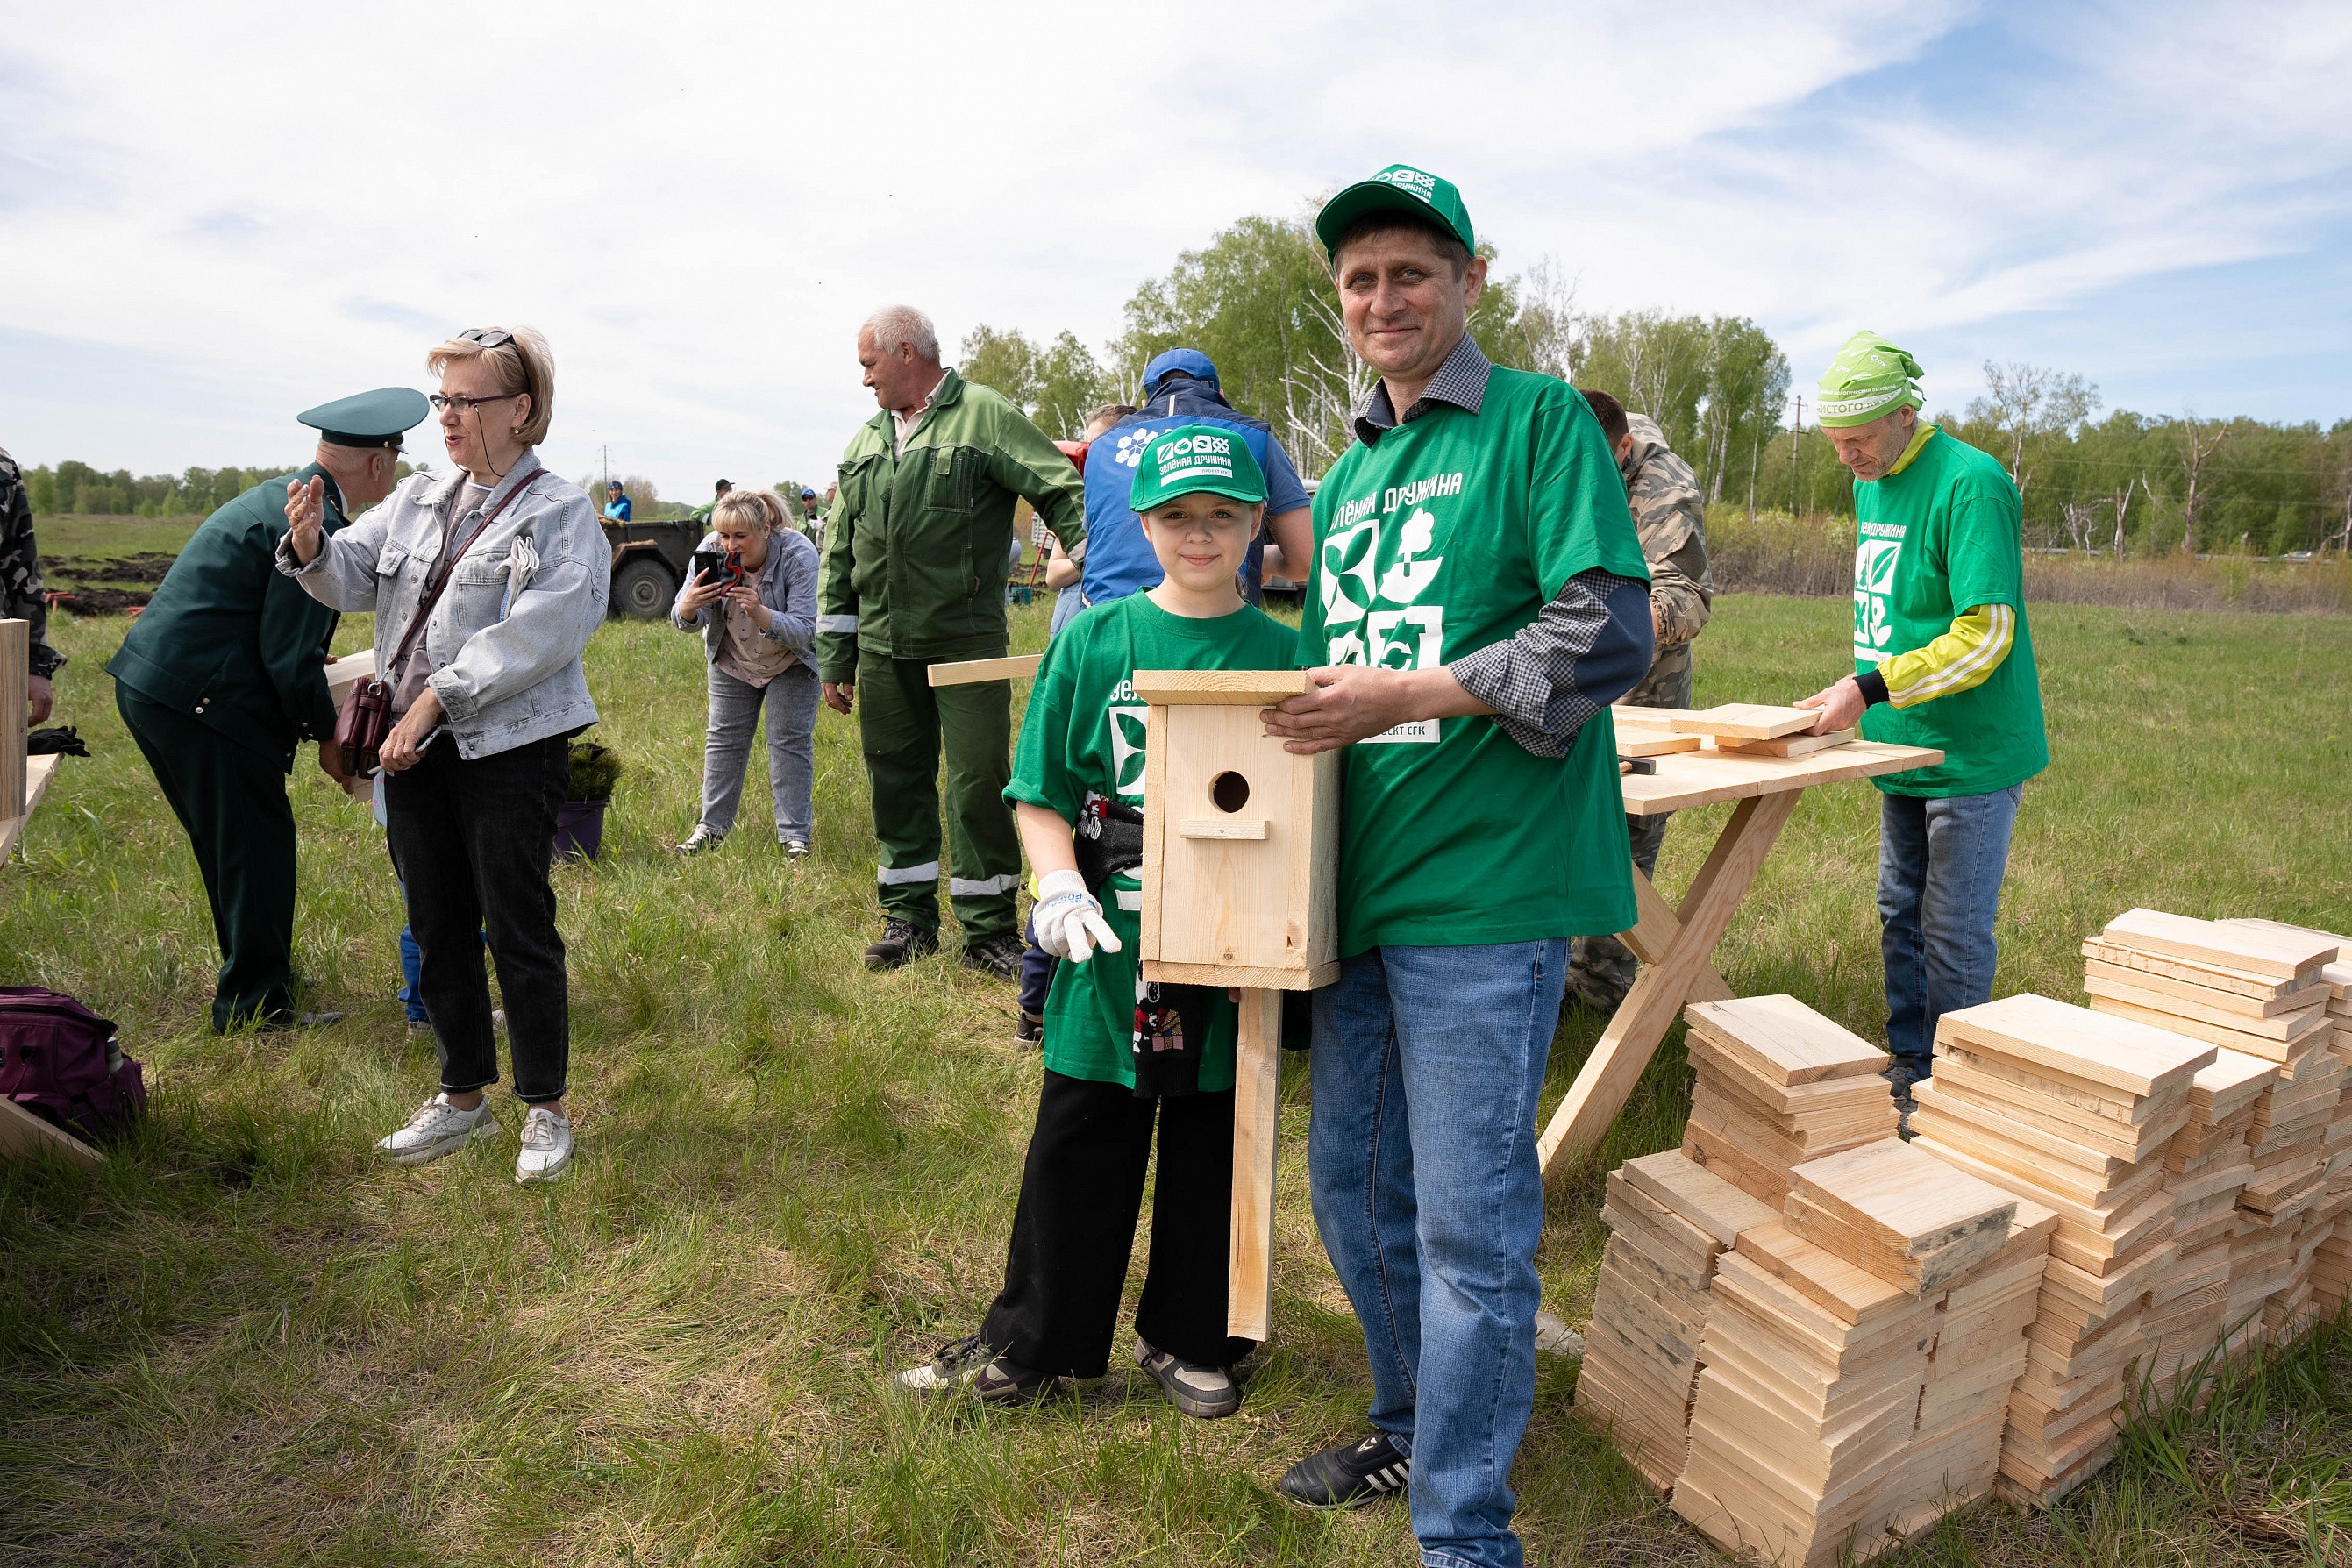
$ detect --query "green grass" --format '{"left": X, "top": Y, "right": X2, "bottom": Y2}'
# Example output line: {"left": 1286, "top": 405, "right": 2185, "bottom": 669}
{"left": 32, "top": 515, "right": 205, "bottom": 560}
{"left": 2, "top": 595, "right": 2348, "bottom": 1565}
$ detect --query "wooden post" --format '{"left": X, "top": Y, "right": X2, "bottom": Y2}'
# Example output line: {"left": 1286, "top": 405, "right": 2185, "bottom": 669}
{"left": 926, "top": 652, "right": 1042, "bottom": 687}
{"left": 0, "top": 619, "right": 25, "bottom": 821}
{"left": 1229, "top": 987, "right": 1282, "bottom": 1341}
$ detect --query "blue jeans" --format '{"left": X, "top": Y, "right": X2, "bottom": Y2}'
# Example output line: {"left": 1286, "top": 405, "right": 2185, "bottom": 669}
{"left": 1308, "top": 940, "right": 1567, "bottom": 1568}
{"left": 1879, "top": 784, "right": 2024, "bottom": 1070}
{"left": 699, "top": 662, "right": 819, "bottom": 842}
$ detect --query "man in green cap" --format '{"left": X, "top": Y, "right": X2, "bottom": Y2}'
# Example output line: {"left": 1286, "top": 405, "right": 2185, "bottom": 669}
{"left": 109, "top": 387, "right": 427, "bottom": 1030}
{"left": 1262, "top": 164, "right": 1654, "bottom": 1567}
{"left": 816, "top": 303, "right": 1087, "bottom": 978}
{"left": 1794, "top": 331, "right": 2047, "bottom": 1108}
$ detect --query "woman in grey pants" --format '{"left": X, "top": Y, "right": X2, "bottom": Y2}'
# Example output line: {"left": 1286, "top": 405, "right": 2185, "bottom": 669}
{"left": 672, "top": 490, "right": 821, "bottom": 857}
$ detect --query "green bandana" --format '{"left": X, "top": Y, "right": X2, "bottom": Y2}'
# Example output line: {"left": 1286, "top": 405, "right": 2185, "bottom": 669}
{"left": 1128, "top": 424, "right": 1268, "bottom": 512}
{"left": 1817, "top": 331, "right": 1925, "bottom": 428}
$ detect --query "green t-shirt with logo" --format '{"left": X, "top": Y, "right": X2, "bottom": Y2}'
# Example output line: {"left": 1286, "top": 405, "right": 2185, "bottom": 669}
{"left": 1851, "top": 428, "right": 2049, "bottom": 798}
{"left": 1296, "top": 365, "right": 1652, "bottom": 955}
{"left": 1006, "top": 591, "right": 1298, "bottom": 1088}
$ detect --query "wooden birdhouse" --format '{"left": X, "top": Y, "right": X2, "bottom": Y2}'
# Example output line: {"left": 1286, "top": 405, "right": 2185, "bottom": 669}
{"left": 1130, "top": 668, "right": 1342, "bottom": 1342}
{"left": 1133, "top": 670, "right": 1341, "bottom": 992}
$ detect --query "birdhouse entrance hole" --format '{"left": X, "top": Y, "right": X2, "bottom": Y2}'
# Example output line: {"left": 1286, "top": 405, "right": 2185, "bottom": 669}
{"left": 1211, "top": 771, "right": 1251, "bottom": 814}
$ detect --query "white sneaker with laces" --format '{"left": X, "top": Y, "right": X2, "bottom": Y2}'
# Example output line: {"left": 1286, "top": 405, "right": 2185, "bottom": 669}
{"left": 377, "top": 1094, "right": 497, "bottom": 1165}
{"left": 516, "top": 1106, "right": 574, "bottom": 1184}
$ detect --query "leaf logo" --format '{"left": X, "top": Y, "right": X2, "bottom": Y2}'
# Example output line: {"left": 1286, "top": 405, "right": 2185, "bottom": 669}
{"left": 1321, "top": 516, "right": 1381, "bottom": 626}
{"left": 1108, "top": 705, "right": 1151, "bottom": 795}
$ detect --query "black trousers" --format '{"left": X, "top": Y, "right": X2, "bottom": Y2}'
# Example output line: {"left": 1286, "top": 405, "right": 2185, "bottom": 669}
{"left": 981, "top": 1069, "right": 1253, "bottom": 1378}
{"left": 383, "top": 733, "right": 571, "bottom": 1104}
{"left": 117, "top": 687, "right": 298, "bottom": 1030}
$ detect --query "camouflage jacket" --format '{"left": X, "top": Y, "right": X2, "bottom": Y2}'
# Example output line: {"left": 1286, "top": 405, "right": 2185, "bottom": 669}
{"left": 0, "top": 447, "right": 61, "bottom": 678}
{"left": 1618, "top": 414, "right": 1711, "bottom": 707}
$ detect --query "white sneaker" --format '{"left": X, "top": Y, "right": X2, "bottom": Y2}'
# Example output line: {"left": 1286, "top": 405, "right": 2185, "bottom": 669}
{"left": 376, "top": 1094, "right": 497, "bottom": 1165}
{"left": 516, "top": 1106, "right": 574, "bottom": 1184}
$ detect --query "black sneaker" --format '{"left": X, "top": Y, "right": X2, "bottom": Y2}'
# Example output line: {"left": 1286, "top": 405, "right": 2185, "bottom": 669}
{"left": 1278, "top": 1430, "right": 1411, "bottom": 1508}
{"left": 961, "top": 932, "right": 1024, "bottom": 981}
{"left": 864, "top": 919, "right": 940, "bottom": 971}
{"left": 1016, "top": 1012, "right": 1044, "bottom": 1046}
{"left": 891, "top": 1334, "right": 1051, "bottom": 1405}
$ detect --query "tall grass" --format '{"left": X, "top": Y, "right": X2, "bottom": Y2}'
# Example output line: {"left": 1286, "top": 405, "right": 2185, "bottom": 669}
{"left": 0, "top": 595, "right": 2348, "bottom": 1564}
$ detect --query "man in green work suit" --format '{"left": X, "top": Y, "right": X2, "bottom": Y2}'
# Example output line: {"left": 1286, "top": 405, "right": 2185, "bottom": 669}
{"left": 817, "top": 305, "right": 1087, "bottom": 976}
{"left": 108, "top": 388, "right": 426, "bottom": 1030}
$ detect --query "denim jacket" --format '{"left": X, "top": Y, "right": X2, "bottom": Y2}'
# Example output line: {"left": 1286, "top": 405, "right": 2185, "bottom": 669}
{"left": 276, "top": 450, "right": 607, "bottom": 757}
{"left": 669, "top": 528, "right": 820, "bottom": 667}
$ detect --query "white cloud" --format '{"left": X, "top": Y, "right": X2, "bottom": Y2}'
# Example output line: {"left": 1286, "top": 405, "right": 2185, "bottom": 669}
{"left": 1, "top": 0, "right": 2345, "bottom": 490}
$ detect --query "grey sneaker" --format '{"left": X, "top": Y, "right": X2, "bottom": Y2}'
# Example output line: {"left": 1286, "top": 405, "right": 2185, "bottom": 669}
{"left": 893, "top": 1334, "right": 1051, "bottom": 1404}
{"left": 376, "top": 1094, "right": 497, "bottom": 1166}
{"left": 675, "top": 826, "right": 725, "bottom": 855}
{"left": 1137, "top": 1338, "right": 1240, "bottom": 1419}
{"left": 782, "top": 839, "right": 810, "bottom": 861}
{"left": 515, "top": 1106, "right": 573, "bottom": 1184}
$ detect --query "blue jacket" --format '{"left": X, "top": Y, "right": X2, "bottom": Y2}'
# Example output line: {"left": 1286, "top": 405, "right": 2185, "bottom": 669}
{"left": 1081, "top": 380, "right": 1309, "bottom": 605}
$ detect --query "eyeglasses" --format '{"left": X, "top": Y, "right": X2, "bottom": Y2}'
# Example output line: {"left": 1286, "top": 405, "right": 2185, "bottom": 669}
{"left": 428, "top": 392, "right": 522, "bottom": 413}
{"left": 457, "top": 328, "right": 514, "bottom": 349}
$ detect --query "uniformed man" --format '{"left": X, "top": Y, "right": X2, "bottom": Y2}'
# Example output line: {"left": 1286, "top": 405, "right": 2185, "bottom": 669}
{"left": 816, "top": 304, "right": 1087, "bottom": 977}
{"left": 108, "top": 388, "right": 428, "bottom": 1031}
{"left": 1566, "top": 388, "right": 1715, "bottom": 1012}
{"left": 0, "top": 444, "right": 63, "bottom": 724}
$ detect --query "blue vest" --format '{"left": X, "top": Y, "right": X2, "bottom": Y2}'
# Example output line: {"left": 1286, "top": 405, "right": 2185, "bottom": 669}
{"left": 1082, "top": 384, "right": 1274, "bottom": 606}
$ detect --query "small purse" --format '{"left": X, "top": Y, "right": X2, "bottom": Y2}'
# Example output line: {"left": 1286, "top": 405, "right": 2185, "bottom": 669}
{"left": 333, "top": 475, "right": 540, "bottom": 774}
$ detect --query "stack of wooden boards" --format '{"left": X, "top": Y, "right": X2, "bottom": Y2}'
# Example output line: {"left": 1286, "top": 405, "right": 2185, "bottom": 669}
{"left": 1613, "top": 702, "right": 1859, "bottom": 761}
{"left": 1679, "top": 994, "right": 1899, "bottom": 1203}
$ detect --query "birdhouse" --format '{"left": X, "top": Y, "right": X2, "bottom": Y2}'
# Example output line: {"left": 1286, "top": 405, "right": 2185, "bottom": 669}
{"left": 1134, "top": 670, "right": 1341, "bottom": 991}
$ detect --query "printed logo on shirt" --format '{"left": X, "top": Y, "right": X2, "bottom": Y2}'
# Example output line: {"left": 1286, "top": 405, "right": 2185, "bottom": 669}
{"left": 1853, "top": 520, "right": 1905, "bottom": 659}
{"left": 1319, "top": 479, "right": 1461, "bottom": 744}
{"left": 1106, "top": 676, "right": 1150, "bottom": 798}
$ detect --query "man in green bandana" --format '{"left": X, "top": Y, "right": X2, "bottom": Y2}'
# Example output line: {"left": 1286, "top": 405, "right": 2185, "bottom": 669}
{"left": 1795, "top": 331, "right": 2048, "bottom": 1108}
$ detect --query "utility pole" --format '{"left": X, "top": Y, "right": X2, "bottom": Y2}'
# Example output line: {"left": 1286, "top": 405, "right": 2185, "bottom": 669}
{"left": 1789, "top": 396, "right": 1804, "bottom": 518}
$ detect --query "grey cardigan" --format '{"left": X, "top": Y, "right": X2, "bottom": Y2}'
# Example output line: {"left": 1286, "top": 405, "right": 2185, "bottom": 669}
{"left": 277, "top": 451, "right": 607, "bottom": 757}
{"left": 669, "top": 527, "right": 819, "bottom": 668}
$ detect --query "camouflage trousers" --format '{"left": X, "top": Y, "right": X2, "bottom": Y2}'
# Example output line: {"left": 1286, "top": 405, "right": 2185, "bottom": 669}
{"left": 1568, "top": 647, "right": 1693, "bottom": 1011}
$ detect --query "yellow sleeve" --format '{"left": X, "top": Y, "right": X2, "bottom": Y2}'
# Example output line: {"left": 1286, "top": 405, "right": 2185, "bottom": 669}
{"left": 1877, "top": 604, "right": 2014, "bottom": 709}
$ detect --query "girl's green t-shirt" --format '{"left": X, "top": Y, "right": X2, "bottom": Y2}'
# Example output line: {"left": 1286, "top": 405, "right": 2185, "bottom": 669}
{"left": 1005, "top": 592, "right": 1299, "bottom": 1089}
{"left": 1851, "top": 429, "right": 2049, "bottom": 797}
{"left": 1295, "top": 364, "right": 1652, "bottom": 955}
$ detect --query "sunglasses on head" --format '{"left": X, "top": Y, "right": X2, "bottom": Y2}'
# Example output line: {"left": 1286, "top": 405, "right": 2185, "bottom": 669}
{"left": 457, "top": 328, "right": 514, "bottom": 349}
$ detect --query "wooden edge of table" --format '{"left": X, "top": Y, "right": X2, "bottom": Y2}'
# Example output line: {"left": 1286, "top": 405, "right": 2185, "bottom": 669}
{"left": 1131, "top": 669, "right": 1312, "bottom": 705}
{"left": 927, "top": 652, "right": 1042, "bottom": 687}
{"left": 1617, "top": 741, "right": 1945, "bottom": 815}
{"left": 0, "top": 753, "right": 61, "bottom": 864}
{"left": 0, "top": 1093, "right": 103, "bottom": 1167}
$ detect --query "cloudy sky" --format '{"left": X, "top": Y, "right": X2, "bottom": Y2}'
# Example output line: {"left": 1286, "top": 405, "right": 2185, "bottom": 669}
{"left": 5, "top": 0, "right": 2348, "bottom": 498}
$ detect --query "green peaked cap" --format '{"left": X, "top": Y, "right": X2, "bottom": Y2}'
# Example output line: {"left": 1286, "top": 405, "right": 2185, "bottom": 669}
{"left": 1314, "top": 163, "right": 1475, "bottom": 262}
{"left": 1128, "top": 424, "right": 1267, "bottom": 513}
{"left": 1816, "top": 331, "right": 1925, "bottom": 428}
{"left": 296, "top": 387, "right": 430, "bottom": 447}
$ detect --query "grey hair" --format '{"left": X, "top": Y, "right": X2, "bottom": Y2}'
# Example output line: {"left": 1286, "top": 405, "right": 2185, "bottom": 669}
{"left": 862, "top": 304, "right": 940, "bottom": 364}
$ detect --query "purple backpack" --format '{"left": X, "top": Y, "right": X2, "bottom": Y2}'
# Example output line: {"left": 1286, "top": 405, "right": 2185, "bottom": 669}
{"left": 0, "top": 987, "right": 146, "bottom": 1144}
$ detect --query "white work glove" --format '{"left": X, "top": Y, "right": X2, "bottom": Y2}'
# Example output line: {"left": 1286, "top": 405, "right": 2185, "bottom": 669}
{"left": 1032, "top": 867, "right": 1123, "bottom": 964}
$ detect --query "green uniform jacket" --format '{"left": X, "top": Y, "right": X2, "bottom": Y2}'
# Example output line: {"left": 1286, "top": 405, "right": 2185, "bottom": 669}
{"left": 816, "top": 370, "right": 1085, "bottom": 682}
{"left": 106, "top": 466, "right": 347, "bottom": 770}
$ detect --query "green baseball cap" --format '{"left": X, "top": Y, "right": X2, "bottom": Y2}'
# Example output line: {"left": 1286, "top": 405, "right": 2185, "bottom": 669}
{"left": 1314, "top": 163, "right": 1475, "bottom": 263}
{"left": 1128, "top": 424, "right": 1267, "bottom": 513}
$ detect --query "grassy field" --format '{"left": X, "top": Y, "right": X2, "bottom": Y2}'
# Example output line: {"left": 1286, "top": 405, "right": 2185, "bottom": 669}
{"left": 3, "top": 594, "right": 2349, "bottom": 1565}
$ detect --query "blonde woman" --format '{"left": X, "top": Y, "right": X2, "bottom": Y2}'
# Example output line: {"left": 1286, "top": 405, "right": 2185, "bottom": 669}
{"left": 279, "top": 326, "right": 608, "bottom": 1184}
{"left": 671, "top": 488, "right": 821, "bottom": 857}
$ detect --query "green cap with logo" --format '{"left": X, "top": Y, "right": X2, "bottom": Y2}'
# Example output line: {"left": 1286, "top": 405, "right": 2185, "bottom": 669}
{"left": 1816, "top": 331, "right": 1926, "bottom": 428}
{"left": 1314, "top": 163, "right": 1475, "bottom": 262}
{"left": 1128, "top": 424, "right": 1268, "bottom": 513}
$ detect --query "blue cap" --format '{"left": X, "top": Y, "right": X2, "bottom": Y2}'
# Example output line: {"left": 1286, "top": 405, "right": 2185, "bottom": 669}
{"left": 1143, "top": 349, "right": 1218, "bottom": 401}
{"left": 800, "top": 488, "right": 816, "bottom": 498}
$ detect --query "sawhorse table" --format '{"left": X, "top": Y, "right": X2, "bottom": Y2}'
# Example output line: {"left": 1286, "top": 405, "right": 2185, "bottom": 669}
{"left": 1535, "top": 731, "right": 1942, "bottom": 1181}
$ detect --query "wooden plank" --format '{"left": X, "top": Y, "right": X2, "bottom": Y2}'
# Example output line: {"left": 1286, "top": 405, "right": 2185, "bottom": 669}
{"left": 2084, "top": 973, "right": 2327, "bottom": 1042}
{"left": 1621, "top": 867, "right": 1734, "bottom": 1003}
{"left": 1137, "top": 704, "right": 1171, "bottom": 974}
{"left": 925, "top": 652, "right": 1042, "bottom": 687}
{"left": 2101, "top": 908, "right": 2335, "bottom": 981}
{"left": 1711, "top": 728, "right": 1857, "bottom": 759}
{"left": 1791, "top": 1139, "right": 2018, "bottom": 1259}
{"left": 1177, "top": 817, "right": 1267, "bottom": 841}
{"left": 1667, "top": 702, "right": 1819, "bottom": 741}
{"left": 1686, "top": 994, "right": 1887, "bottom": 1086}
{"left": 2084, "top": 958, "right": 2328, "bottom": 1021}
{"left": 1619, "top": 740, "right": 1943, "bottom": 816}
{"left": 2080, "top": 937, "right": 2295, "bottom": 1001}
{"left": 1621, "top": 1150, "right": 1780, "bottom": 1247}
{"left": 1129, "top": 668, "right": 1312, "bottom": 705}
{"left": 1735, "top": 1221, "right": 1927, "bottom": 1325}
{"left": 0, "top": 753, "right": 59, "bottom": 865}
{"left": 2221, "top": 917, "right": 2349, "bottom": 962}
{"left": 1141, "top": 958, "right": 1340, "bottom": 993}
{"left": 1935, "top": 994, "right": 2213, "bottom": 1099}
{"left": 322, "top": 647, "right": 378, "bottom": 709}
{"left": 0, "top": 1094, "right": 103, "bottom": 1167}
{"left": 1227, "top": 988, "right": 1282, "bottom": 1342}
{"left": 2085, "top": 993, "right": 2325, "bottom": 1065}
{"left": 1539, "top": 790, "right": 1802, "bottom": 1180}
{"left": 0, "top": 620, "right": 23, "bottom": 819}
{"left": 1614, "top": 729, "right": 1705, "bottom": 758}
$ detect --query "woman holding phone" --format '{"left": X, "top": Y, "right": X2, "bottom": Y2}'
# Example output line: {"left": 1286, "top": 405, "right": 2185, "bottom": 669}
{"left": 279, "top": 325, "right": 606, "bottom": 1184}
{"left": 671, "top": 488, "right": 821, "bottom": 859}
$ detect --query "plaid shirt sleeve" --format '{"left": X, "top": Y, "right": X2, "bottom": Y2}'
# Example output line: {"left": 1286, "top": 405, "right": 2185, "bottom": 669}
{"left": 1449, "top": 569, "right": 1653, "bottom": 759}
